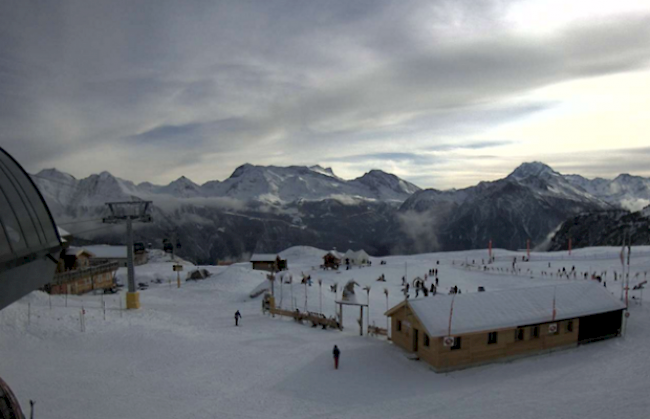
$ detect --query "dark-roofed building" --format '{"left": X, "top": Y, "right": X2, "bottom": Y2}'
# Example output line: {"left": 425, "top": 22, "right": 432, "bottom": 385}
{"left": 250, "top": 254, "right": 287, "bottom": 272}
{"left": 0, "top": 147, "right": 62, "bottom": 310}
{"left": 385, "top": 282, "right": 626, "bottom": 372}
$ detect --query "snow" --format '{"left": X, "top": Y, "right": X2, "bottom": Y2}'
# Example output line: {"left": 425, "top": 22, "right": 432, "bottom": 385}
{"left": 1, "top": 246, "right": 649, "bottom": 419}
{"left": 56, "top": 226, "right": 71, "bottom": 242}
{"left": 409, "top": 282, "right": 625, "bottom": 337}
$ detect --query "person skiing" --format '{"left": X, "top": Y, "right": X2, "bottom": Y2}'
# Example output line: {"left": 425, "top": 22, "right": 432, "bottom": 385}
{"left": 234, "top": 310, "right": 242, "bottom": 326}
{"left": 333, "top": 345, "right": 340, "bottom": 369}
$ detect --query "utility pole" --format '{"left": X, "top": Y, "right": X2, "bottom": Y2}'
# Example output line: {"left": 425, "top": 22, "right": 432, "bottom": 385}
{"left": 103, "top": 201, "right": 153, "bottom": 309}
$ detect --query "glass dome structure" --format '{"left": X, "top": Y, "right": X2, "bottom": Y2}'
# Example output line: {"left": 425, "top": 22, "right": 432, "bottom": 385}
{"left": 0, "top": 147, "right": 62, "bottom": 310}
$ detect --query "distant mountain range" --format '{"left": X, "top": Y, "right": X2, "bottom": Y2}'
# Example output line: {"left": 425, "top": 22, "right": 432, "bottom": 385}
{"left": 32, "top": 162, "right": 650, "bottom": 263}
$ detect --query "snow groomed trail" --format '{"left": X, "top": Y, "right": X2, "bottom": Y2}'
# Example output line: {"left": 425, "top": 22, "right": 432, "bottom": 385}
{"left": 0, "top": 246, "right": 648, "bottom": 419}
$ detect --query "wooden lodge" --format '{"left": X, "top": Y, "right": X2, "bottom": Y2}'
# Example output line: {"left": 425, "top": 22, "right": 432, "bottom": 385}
{"left": 322, "top": 251, "right": 343, "bottom": 270}
{"left": 46, "top": 247, "right": 119, "bottom": 295}
{"left": 250, "top": 254, "right": 287, "bottom": 272}
{"left": 385, "top": 282, "right": 626, "bottom": 372}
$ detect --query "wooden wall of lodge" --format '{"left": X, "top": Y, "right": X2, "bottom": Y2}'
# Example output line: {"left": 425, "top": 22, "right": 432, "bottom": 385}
{"left": 252, "top": 261, "right": 275, "bottom": 271}
{"left": 390, "top": 305, "right": 581, "bottom": 372}
{"left": 252, "top": 260, "right": 287, "bottom": 272}
{"left": 50, "top": 253, "right": 116, "bottom": 295}
{"left": 49, "top": 271, "right": 114, "bottom": 295}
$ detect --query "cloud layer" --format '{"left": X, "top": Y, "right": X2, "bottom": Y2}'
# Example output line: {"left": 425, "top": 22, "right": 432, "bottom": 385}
{"left": 1, "top": 0, "right": 650, "bottom": 189}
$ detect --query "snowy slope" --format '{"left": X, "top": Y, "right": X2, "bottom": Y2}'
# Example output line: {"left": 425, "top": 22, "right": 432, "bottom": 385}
{"left": 1, "top": 246, "right": 649, "bottom": 419}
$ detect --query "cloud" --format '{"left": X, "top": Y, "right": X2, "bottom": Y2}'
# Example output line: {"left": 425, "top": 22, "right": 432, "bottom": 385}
{"left": 0, "top": 0, "right": 649, "bottom": 188}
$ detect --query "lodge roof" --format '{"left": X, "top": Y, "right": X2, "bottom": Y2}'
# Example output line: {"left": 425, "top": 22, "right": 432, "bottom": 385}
{"left": 250, "top": 254, "right": 283, "bottom": 262}
{"left": 323, "top": 250, "right": 343, "bottom": 259}
{"left": 388, "top": 282, "right": 626, "bottom": 338}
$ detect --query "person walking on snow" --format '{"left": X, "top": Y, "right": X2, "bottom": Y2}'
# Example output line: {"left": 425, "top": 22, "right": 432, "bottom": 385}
{"left": 333, "top": 345, "right": 341, "bottom": 369}
{"left": 234, "top": 310, "right": 242, "bottom": 326}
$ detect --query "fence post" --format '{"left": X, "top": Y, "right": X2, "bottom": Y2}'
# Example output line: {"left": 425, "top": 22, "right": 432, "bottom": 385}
{"left": 80, "top": 308, "right": 85, "bottom": 332}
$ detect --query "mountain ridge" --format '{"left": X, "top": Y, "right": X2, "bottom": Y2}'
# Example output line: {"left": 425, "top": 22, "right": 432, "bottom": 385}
{"left": 30, "top": 162, "right": 650, "bottom": 263}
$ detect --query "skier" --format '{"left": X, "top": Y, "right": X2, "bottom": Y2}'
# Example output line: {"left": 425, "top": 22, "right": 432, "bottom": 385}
{"left": 435, "top": 277, "right": 439, "bottom": 286}
{"left": 234, "top": 310, "right": 242, "bottom": 326}
{"left": 333, "top": 345, "right": 340, "bottom": 369}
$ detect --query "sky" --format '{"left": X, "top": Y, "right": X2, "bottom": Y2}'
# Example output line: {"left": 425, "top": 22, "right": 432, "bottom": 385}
{"left": 1, "top": 0, "right": 650, "bottom": 190}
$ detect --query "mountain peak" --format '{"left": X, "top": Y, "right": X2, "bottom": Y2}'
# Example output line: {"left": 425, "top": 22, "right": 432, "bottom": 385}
{"left": 309, "top": 165, "right": 339, "bottom": 179}
{"left": 98, "top": 170, "right": 116, "bottom": 179}
{"left": 230, "top": 163, "right": 256, "bottom": 178}
{"left": 34, "top": 168, "right": 76, "bottom": 183}
{"left": 352, "top": 169, "right": 420, "bottom": 197}
{"left": 508, "top": 161, "right": 558, "bottom": 180}
{"left": 171, "top": 175, "right": 196, "bottom": 184}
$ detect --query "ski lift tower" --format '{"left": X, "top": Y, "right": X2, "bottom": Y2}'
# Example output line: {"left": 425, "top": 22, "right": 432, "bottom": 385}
{"left": 103, "top": 201, "right": 153, "bottom": 309}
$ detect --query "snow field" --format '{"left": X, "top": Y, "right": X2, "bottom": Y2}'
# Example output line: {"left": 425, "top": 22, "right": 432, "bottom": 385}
{"left": 0, "top": 246, "right": 648, "bottom": 418}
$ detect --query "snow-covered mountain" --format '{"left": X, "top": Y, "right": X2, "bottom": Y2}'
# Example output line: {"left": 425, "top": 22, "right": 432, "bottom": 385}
{"left": 198, "top": 164, "right": 419, "bottom": 203}
{"left": 30, "top": 165, "right": 420, "bottom": 263}
{"left": 31, "top": 161, "right": 650, "bottom": 262}
{"left": 564, "top": 173, "right": 650, "bottom": 212}
{"left": 33, "top": 164, "right": 419, "bottom": 208}
{"left": 156, "top": 176, "right": 203, "bottom": 198}
{"left": 395, "top": 162, "right": 613, "bottom": 253}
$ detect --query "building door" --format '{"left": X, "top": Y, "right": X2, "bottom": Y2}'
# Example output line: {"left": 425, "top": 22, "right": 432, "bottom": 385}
{"left": 578, "top": 310, "right": 623, "bottom": 343}
{"left": 413, "top": 328, "right": 419, "bottom": 352}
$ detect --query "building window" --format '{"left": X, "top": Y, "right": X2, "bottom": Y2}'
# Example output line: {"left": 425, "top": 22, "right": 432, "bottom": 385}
{"left": 397, "top": 321, "right": 402, "bottom": 332}
{"left": 567, "top": 321, "right": 574, "bottom": 333}
{"left": 451, "top": 337, "right": 462, "bottom": 350}
{"left": 488, "top": 331, "right": 498, "bottom": 344}
{"left": 515, "top": 328, "right": 525, "bottom": 341}
{"left": 424, "top": 334, "right": 430, "bottom": 347}
{"left": 531, "top": 326, "right": 540, "bottom": 339}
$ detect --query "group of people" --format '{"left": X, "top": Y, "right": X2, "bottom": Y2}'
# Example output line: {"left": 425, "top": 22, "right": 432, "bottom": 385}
{"left": 400, "top": 268, "right": 441, "bottom": 299}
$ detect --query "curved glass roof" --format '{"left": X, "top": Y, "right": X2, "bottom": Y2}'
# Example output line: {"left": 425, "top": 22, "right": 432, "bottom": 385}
{"left": 0, "top": 147, "right": 61, "bottom": 270}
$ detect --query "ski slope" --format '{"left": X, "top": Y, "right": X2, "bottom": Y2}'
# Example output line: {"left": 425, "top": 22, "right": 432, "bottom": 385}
{"left": 0, "top": 246, "right": 648, "bottom": 419}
